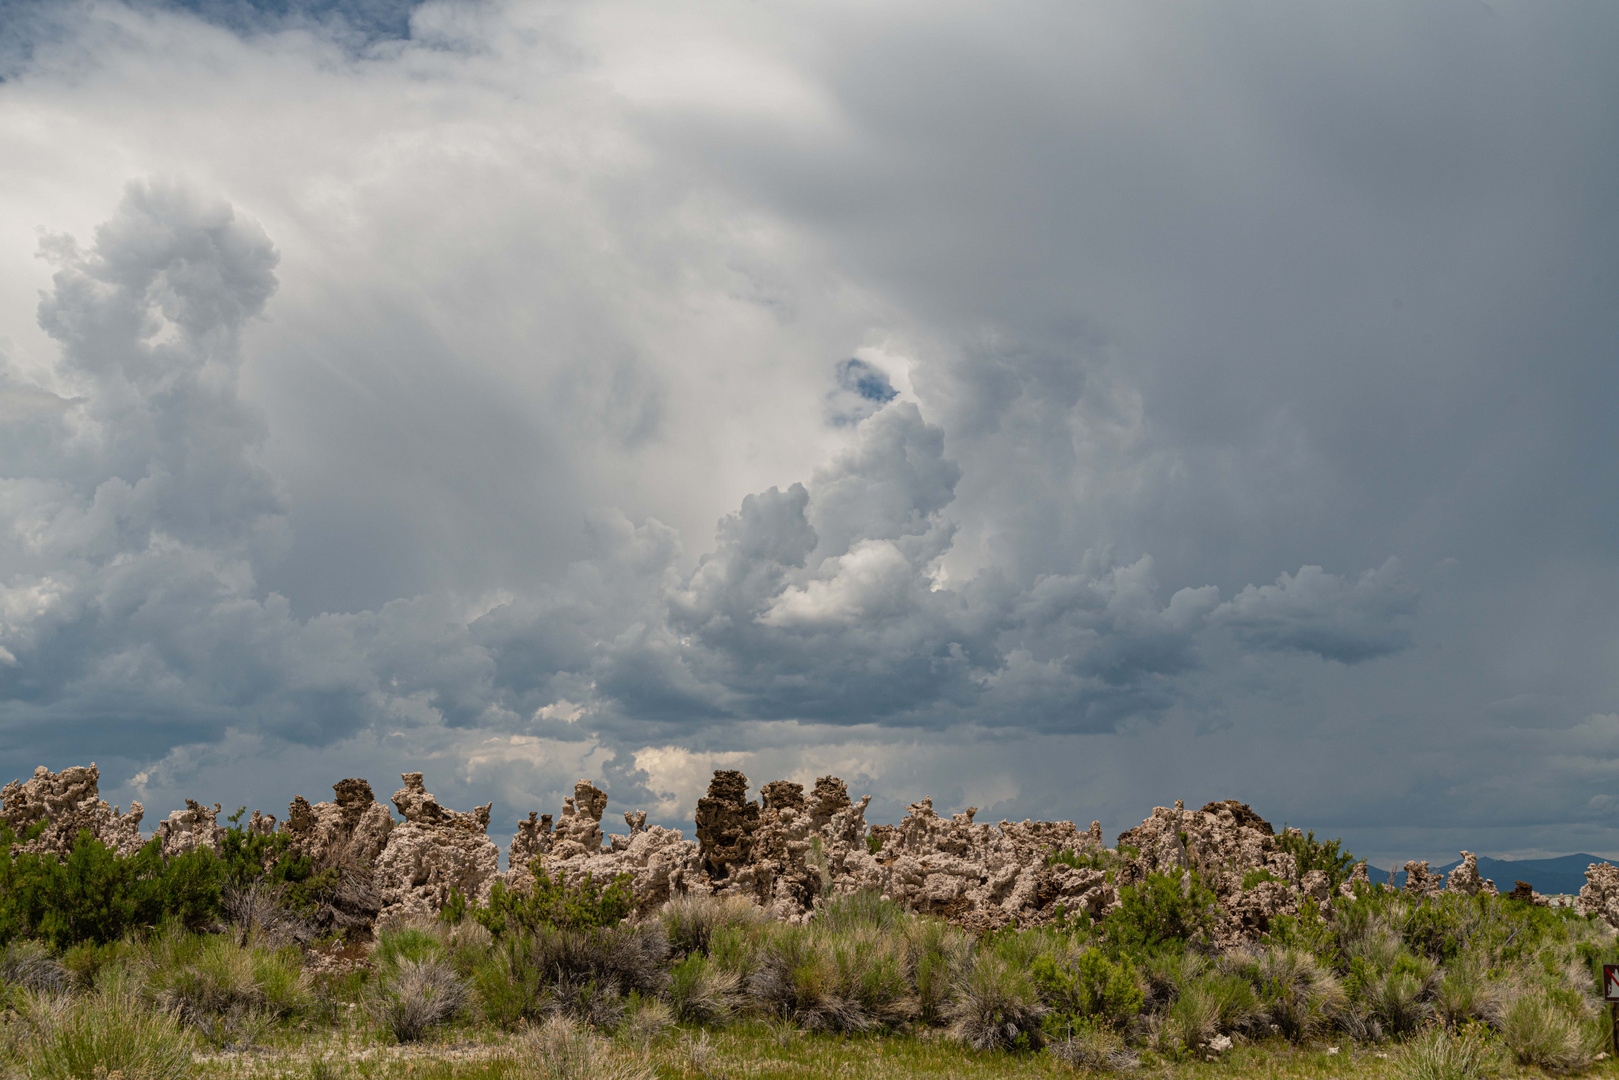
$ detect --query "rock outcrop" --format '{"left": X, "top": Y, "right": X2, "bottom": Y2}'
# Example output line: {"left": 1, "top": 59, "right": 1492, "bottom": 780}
{"left": 694, "top": 770, "right": 759, "bottom": 882}
{"left": 279, "top": 777, "right": 396, "bottom": 933}
{"left": 154, "top": 799, "right": 225, "bottom": 858}
{"left": 1578, "top": 863, "right": 1619, "bottom": 927}
{"left": 11, "top": 759, "right": 1585, "bottom": 944}
{"left": 372, "top": 773, "right": 500, "bottom": 927}
{"left": 1402, "top": 861, "right": 1445, "bottom": 899}
{"left": 1443, "top": 851, "right": 1497, "bottom": 897}
{"left": 835, "top": 795, "right": 1110, "bottom": 931}
{"left": 0, "top": 764, "right": 145, "bottom": 857}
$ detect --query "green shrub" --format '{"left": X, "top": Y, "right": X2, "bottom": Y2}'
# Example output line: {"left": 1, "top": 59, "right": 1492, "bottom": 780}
{"left": 1235, "top": 946, "right": 1345, "bottom": 1041}
{"left": 1275, "top": 828, "right": 1358, "bottom": 891}
{"left": 903, "top": 917, "right": 969, "bottom": 1025}
{"left": 1241, "top": 869, "right": 1280, "bottom": 890}
{"left": 0, "top": 939, "right": 69, "bottom": 995}
{"left": 658, "top": 895, "right": 766, "bottom": 957}
{"left": 814, "top": 890, "right": 907, "bottom": 934}
{"left": 667, "top": 953, "right": 738, "bottom": 1026}
{"left": 373, "top": 921, "right": 447, "bottom": 967}
{"left": 24, "top": 990, "right": 194, "bottom": 1080}
{"left": 1105, "top": 872, "right": 1218, "bottom": 954}
{"left": 519, "top": 1015, "right": 654, "bottom": 1080}
{"left": 0, "top": 827, "right": 224, "bottom": 949}
{"left": 1049, "top": 1023, "right": 1137, "bottom": 1071}
{"left": 472, "top": 869, "right": 635, "bottom": 938}
{"left": 1031, "top": 947, "right": 1142, "bottom": 1031}
{"left": 1163, "top": 971, "right": 1259, "bottom": 1048}
{"left": 366, "top": 957, "right": 468, "bottom": 1042}
{"left": 744, "top": 922, "right": 917, "bottom": 1033}
{"left": 471, "top": 934, "right": 549, "bottom": 1028}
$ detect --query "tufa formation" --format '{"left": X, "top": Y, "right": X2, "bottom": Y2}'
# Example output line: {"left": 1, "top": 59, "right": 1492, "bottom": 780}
{"left": 3, "top": 762, "right": 1614, "bottom": 937}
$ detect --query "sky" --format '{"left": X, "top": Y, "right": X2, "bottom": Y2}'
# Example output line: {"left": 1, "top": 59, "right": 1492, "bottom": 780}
{"left": 1, "top": 0, "right": 1617, "bottom": 867}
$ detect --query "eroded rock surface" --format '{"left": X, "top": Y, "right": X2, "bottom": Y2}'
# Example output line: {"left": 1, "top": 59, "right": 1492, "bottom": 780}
{"left": 694, "top": 770, "right": 759, "bottom": 882}
{"left": 372, "top": 773, "right": 500, "bottom": 927}
{"left": 0, "top": 764, "right": 145, "bottom": 857}
{"left": 1444, "top": 851, "right": 1497, "bottom": 897}
{"left": 1578, "top": 863, "right": 1619, "bottom": 926}
{"left": 155, "top": 800, "right": 225, "bottom": 858}
{"left": 279, "top": 777, "right": 396, "bottom": 933}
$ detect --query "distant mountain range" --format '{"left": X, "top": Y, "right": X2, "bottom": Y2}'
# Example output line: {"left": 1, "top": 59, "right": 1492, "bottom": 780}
{"left": 1367, "top": 854, "right": 1608, "bottom": 896}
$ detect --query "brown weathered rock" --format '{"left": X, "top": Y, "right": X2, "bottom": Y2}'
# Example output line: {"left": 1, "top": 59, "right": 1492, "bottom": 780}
{"left": 508, "top": 811, "right": 553, "bottom": 878}
{"left": 1444, "top": 851, "right": 1496, "bottom": 897}
{"left": 1, "top": 764, "right": 146, "bottom": 857}
{"left": 154, "top": 799, "right": 225, "bottom": 858}
{"left": 1339, "top": 860, "right": 1371, "bottom": 899}
{"left": 1578, "top": 863, "right": 1619, "bottom": 927}
{"left": 279, "top": 777, "right": 396, "bottom": 934}
{"left": 834, "top": 794, "right": 1103, "bottom": 929}
{"left": 1403, "top": 861, "right": 1444, "bottom": 899}
{"left": 372, "top": 773, "right": 500, "bottom": 927}
{"left": 695, "top": 770, "right": 759, "bottom": 881}
{"left": 550, "top": 781, "right": 608, "bottom": 859}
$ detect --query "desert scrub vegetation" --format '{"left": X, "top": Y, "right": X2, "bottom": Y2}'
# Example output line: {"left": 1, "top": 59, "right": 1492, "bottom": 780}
{"left": 3, "top": 824, "right": 1619, "bottom": 1079}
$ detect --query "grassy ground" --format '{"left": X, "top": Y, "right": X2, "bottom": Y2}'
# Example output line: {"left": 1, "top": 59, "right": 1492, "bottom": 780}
{"left": 177, "top": 1023, "right": 1619, "bottom": 1080}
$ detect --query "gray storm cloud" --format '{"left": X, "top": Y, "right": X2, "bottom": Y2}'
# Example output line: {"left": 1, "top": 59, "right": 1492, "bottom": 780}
{"left": 0, "top": 180, "right": 1408, "bottom": 781}
{"left": 1, "top": 0, "right": 1618, "bottom": 864}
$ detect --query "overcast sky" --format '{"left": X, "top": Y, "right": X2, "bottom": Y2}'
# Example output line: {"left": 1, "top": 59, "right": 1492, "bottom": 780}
{"left": 1, "top": 0, "right": 1617, "bottom": 866}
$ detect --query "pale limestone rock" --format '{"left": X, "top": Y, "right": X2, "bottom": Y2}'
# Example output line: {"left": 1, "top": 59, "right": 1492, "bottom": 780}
{"left": 1339, "top": 861, "right": 1371, "bottom": 899}
{"left": 1578, "top": 862, "right": 1619, "bottom": 928}
{"left": 514, "top": 781, "right": 704, "bottom": 911}
{"left": 550, "top": 780, "right": 609, "bottom": 860}
{"left": 1403, "top": 860, "right": 1445, "bottom": 899}
{"left": 507, "top": 811, "right": 553, "bottom": 879}
{"left": 1301, "top": 869, "right": 1332, "bottom": 903}
{"left": 154, "top": 799, "right": 225, "bottom": 857}
{"left": 278, "top": 777, "right": 396, "bottom": 933}
{"left": 0, "top": 764, "right": 146, "bottom": 858}
{"left": 372, "top": 773, "right": 499, "bottom": 927}
{"left": 1445, "top": 851, "right": 1491, "bottom": 897}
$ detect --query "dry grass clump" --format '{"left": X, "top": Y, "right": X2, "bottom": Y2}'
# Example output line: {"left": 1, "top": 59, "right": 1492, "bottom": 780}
{"left": 660, "top": 895, "right": 767, "bottom": 956}
{"left": 519, "top": 1015, "right": 654, "bottom": 1080}
{"left": 1393, "top": 1024, "right": 1498, "bottom": 1080}
{"left": 365, "top": 957, "right": 468, "bottom": 1042}
{"left": 0, "top": 940, "right": 69, "bottom": 996}
{"left": 1500, "top": 989, "right": 1604, "bottom": 1072}
{"left": 668, "top": 952, "right": 741, "bottom": 1025}
{"left": 748, "top": 921, "right": 917, "bottom": 1033}
{"left": 1048, "top": 1024, "right": 1138, "bottom": 1071}
{"left": 944, "top": 949, "right": 1047, "bottom": 1051}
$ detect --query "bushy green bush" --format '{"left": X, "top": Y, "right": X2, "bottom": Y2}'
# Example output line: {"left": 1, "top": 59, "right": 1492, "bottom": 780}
{"left": 1501, "top": 989, "right": 1604, "bottom": 1072}
{"left": 1031, "top": 947, "right": 1142, "bottom": 1032}
{"left": 1105, "top": 872, "right": 1218, "bottom": 953}
{"left": 1274, "top": 828, "right": 1358, "bottom": 891}
{"left": 1394, "top": 1024, "right": 1498, "bottom": 1080}
{"left": 0, "top": 827, "right": 223, "bottom": 949}
{"left": 944, "top": 948, "right": 1047, "bottom": 1051}
{"left": 470, "top": 869, "right": 635, "bottom": 938}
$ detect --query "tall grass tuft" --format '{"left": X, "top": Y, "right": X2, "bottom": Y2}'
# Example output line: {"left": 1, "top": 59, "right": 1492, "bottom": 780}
{"left": 518, "top": 1016, "right": 653, "bottom": 1080}
{"left": 944, "top": 949, "right": 1047, "bottom": 1051}
{"left": 1394, "top": 1024, "right": 1497, "bottom": 1080}
{"left": 667, "top": 952, "right": 739, "bottom": 1026}
{"left": 24, "top": 990, "right": 194, "bottom": 1080}
{"left": 659, "top": 895, "right": 765, "bottom": 957}
{"left": 1500, "top": 990, "right": 1604, "bottom": 1072}
{"left": 1049, "top": 1024, "right": 1138, "bottom": 1071}
{"left": 1, "top": 940, "right": 69, "bottom": 995}
{"left": 365, "top": 957, "right": 468, "bottom": 1042}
